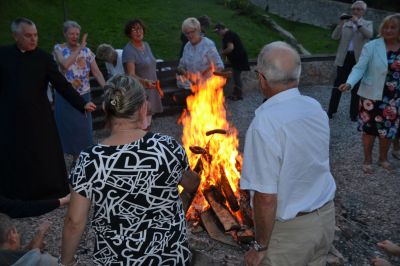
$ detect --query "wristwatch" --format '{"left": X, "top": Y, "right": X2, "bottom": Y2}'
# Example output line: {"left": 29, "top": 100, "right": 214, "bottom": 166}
{"left": 250, "top": 240, "right": 268, "bottom": 252}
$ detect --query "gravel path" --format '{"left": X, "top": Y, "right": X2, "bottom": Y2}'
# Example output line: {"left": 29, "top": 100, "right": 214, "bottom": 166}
{"left": 12, "top": 84, "right": 400, "bottom": 265}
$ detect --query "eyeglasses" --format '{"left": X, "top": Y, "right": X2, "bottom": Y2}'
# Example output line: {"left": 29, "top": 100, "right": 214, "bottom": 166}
{"left": 254, "top": 69, "right": 266, "bottom": 80}
{"left": 131, "top": 27, "right": 143, "bottom": 33}
{"left": 351, "top": 7, "right": 363, "bottom": 11}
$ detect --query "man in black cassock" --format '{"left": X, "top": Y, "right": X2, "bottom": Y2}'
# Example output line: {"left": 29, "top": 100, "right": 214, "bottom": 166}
{"left": 0, "top": 18, "right": 96, "bottom": 201}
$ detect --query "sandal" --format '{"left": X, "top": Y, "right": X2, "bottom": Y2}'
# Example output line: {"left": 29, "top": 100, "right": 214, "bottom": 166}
{"left": 362, "top": 164, "right": 373, "bottom": 174}
{"left": 378, "top": 161, "right": 394, "bottom": 171}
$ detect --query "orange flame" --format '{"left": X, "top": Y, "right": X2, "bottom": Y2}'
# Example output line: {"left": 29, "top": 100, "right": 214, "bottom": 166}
{"left": 178, "top": 69, "right": 243, "bottom": 220}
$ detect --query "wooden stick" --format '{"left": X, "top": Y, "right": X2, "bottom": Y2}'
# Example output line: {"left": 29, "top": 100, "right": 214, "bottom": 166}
{"left": 203, "top": 186, "right": 240, "bottom": 232}
{"left": 219, "top": 167, "right": 240, "bottom": 212}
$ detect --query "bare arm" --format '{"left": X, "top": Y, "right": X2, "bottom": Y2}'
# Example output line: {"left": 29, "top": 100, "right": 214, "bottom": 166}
{"left": 180, "top": 170, "right": 200, "bottom": 194}
{"left": 244, "top": 191, "right": 277, "bottom": 266}
{"left": 90, "top": 60, "right": 106, "bottom": 87}
{"left": 54, "top": 33, "right": 88, "bottom": 70}
{"left": 60, "top": 190, "right": 91, "bottom": 265}
{"left": 222, "top": 42, "right": 234, "bottom": 55}
{"left": 124, "top": 62, "right": 156, "bottom": 89}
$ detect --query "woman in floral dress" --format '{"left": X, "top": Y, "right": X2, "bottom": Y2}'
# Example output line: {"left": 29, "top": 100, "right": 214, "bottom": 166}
{"left": 339, "top": 14, "right": 400, "bottom": 173}
{"left": 53, "top": 20, "right": 105, "bottom": 160}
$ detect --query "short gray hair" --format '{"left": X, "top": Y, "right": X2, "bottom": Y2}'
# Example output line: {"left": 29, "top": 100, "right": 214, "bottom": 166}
{"left": 257, "top": 41, "right": 301, "bottom": 87}
{"left": 96, "top": 44, "right": 115, "bottom": 62}
{"left": 103, "top": 74, "right": 146, "bottom": 123}
{"left": 182, "top": 17, "right": 201, "bottom": 33}
{"left": 11, "top": 17, "right": 35, "bottom": 33}
{"left": 351, "top": 1, "right": 367, "bottom": 11}
{"left": 63, "top": 20, "right": 81, "bottom": 34}
{"left": 0, "top": 213, "right": 15, "bottom": 246}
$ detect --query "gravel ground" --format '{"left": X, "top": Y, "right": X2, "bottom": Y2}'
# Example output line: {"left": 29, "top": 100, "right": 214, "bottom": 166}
{"left": 12, "top": 83, "right": 400, "bottom": 266}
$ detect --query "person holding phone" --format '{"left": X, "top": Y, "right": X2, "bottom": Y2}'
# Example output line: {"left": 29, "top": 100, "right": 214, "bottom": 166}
{"left": 327, "top": 1, "right": 373, "bottom": 121}
{"left": 338, "top": 14, "right": 400, "bottom": 173}
{"left": 53, "top": 21, "right": 105, "bottom": 161}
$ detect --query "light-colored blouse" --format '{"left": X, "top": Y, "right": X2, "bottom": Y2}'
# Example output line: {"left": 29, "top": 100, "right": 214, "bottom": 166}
{"left": 54, "top": 43, "right": 95, "bottom": 95}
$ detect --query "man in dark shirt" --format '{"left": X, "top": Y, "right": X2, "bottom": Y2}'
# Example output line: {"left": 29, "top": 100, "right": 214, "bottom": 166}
{"left": 214, "top": 23, "right": 250, "bottom": 100}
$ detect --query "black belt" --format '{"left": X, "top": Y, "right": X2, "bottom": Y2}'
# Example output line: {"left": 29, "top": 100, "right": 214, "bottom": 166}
{"left": 296, "top": 201, "right": 332, "bottom": 217}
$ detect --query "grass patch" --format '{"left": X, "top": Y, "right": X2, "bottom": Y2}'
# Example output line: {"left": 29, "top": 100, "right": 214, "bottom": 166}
{"left": 0, "top": 0, "right": 337, "bottom": 59}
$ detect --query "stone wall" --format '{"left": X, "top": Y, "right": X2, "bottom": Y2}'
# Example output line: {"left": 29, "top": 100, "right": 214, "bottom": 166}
{"left": 242, "top": 55, "right": 336, "bottom": 92}
{"left": 250, "top": 0, "right": 394, "bottom": 32}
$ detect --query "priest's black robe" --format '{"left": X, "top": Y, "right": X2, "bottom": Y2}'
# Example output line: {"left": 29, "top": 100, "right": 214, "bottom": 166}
{"left": 0, "top": 44, "right": 86, "bottom": 200}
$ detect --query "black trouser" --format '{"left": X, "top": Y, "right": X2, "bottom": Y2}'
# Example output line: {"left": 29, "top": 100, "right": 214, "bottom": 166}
{"left": 328, "top": 51, "right": 360, "bottom": 118}
{"left": 232, "top": 69, "right": 243, "bottom": 97}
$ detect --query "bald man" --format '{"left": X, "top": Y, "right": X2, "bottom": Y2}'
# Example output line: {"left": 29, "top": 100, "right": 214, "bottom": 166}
{"left": 240, "top": 41, "right": 336, "bottom": 266}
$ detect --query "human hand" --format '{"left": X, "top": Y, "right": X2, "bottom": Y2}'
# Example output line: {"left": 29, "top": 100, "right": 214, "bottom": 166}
{"left": 80, "top": 33, "right": 88, "bottom": 49}
{"left": 390, "top": 60, "right": 400, "bottom": 71}
{"left": 338, "top": 83, "right": 351, "bottom": 92}
{"left": 377, "top": 240, "right": 400, "bottom": 256}
{"left": 176, "top": 67, "right": 187, "bottom": 76}
{"left": 59, "top": 193, "right": 71, "bottom": 207}
{"left": 27, "top": 220, "right": 52, "bottom": 251}
{"left": 244, "top": 248, "right": 266, "bottom": 266}
{"left": 371, "top": 257, "right": 392, "bottom": 266}
{"left": 84, "top": 102, "right": 97, "bottom": 112}
{"left": 146, "top": 80, "right": 156, "bottom": 89}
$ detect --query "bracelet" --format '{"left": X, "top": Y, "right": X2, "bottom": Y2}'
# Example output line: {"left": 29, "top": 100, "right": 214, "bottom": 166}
{"left": 58, "top": 255, "right": 79, "bottom": 266}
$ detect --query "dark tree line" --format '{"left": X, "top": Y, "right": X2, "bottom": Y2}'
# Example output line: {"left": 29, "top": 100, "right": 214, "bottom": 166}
{"left": 332, "top": 0, "right": 399, "bottom": 12}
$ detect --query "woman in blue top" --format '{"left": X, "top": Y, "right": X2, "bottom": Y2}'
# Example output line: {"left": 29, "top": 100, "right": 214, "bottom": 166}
{"left": 339, "top": 14, "right": 400, "bottom": 173}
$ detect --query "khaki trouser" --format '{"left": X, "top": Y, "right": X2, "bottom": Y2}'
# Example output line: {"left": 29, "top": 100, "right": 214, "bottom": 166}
{"left": 261, "top": 201, "right": 335, "bottom": 266}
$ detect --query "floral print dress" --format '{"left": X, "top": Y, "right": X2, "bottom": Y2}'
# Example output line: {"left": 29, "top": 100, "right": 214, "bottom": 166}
{"left": 358, "top": 49, "right": 400, "bottom": 139}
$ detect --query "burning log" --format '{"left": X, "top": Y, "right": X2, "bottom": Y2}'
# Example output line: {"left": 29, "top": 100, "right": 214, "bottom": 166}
{"left": 219, "top": 167, "right": 240, "bottom": 212}
{"left": 200, "top": 209, "right": 239, "bottom": 247}
{"left": 236, "top": 228, "right": 254, "bottom": 244}
{"left": 203, "top": 186, "right": 240, "bottom": 232}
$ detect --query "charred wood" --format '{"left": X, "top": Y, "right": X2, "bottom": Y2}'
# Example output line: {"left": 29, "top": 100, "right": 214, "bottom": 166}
{"left": 203, "top": 186, "right": 240, "bottom": 232}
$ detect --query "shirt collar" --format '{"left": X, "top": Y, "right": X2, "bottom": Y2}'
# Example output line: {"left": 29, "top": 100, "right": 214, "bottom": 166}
{"left": 256, "top": 88, "right": 300, "bottom": 115}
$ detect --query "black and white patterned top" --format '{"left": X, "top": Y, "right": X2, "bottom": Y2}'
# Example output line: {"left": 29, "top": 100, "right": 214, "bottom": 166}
{"left": 70, "top": 132, "right": 191, "bottom": 265}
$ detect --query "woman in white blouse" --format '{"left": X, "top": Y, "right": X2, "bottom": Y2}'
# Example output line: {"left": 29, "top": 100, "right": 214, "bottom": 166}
{"left": 177, "top": 17, "right": 224, "bottom": 90}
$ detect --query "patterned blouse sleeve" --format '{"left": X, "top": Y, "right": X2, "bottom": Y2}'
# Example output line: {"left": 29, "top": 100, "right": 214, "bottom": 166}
{"left": 86, "top": 48, "right": 95, "bottom": 64}
{"left": 69, "top": 151, "right": 93, "bottom": 199}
